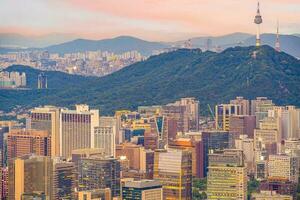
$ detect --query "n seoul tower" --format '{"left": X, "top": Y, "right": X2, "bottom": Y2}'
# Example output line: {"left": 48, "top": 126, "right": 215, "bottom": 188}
{"left": 254, "top": 2, "right": 263, "bottom": 47}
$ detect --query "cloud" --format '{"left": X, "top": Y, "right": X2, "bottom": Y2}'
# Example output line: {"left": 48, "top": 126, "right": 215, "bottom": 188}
{"left": 0, "top": 0, "right": 299, "bottom": 41}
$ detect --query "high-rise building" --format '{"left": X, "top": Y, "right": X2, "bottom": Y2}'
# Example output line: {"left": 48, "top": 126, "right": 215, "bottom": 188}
{"left": 29, "top": 106, "right": 61, "bottom": 157}
{"left": 168, "top": 138, "right": 202, "bottom": 178}
{"left": 199, "top": 130, "right": 230, "bottom": 177}
{"left": 235, "top": 135, "right": 255, "bottom": 174}
{"left": 94, "top": 125, "right": 116, "bottom": 157}
{"left": 161, "top": 104, "right": 188, "bottom": 142}
{"left": 230, "top": 97, "right": 250, "bottom": 115}
{"left": 207, "top": 149, "right": 247, "bottom": 200}
{"left": 251, "top": 97, "right": 274, "bottom": 127}
{"left": 153, "top": 149, "right": 192, "bottom": 200}
{"left": 215, "top": 104, "right": 241, "bottom": 131}
{"left": 78, "top": 188, "right": 111, "bottom": 200}
{"left": 73, "top": 152, "right": 121, "bottom": 198}
{"left": 7, "top": 129, "right": 51, "bottom": 160}
{"left": 8, "top": 155, "right": 53, "bottom": 200}
{"left": 116, "top": 143, "right": 144, "bottom": 171}
{"left": 122, "top": 180, "right": 163, "bottom": 200}
{"left": 229, "top": 115, "right": 256, "bottom": 138}
{"left": 38, "top": 73, "right": 47, "bottom": 89}
{"left": 254, "top": 2, "right": 263, "bottom": 47}
{"left": 268, "top": 154, "right": 299, "bottom": 183}
{"left": 52, "top": 158, "right": 76, "bottom": 200}
{"left": 172, "top": 97, "right": 199, "bottom": 131}
{"left": 60, "top": 105, "right": 99, "bottom": 159}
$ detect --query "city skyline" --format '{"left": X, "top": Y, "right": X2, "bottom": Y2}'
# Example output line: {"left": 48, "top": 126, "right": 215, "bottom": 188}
{"left": 0, "top": 0, "right": 300, "bottom": 41}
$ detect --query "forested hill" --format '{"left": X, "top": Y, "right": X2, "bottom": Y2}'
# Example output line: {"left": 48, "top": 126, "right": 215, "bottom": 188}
{"left": 1, "top": 45, "right": 299, "bottom": 114}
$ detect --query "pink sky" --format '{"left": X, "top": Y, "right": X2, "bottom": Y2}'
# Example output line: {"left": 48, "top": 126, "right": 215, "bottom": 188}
{"left": 0, "top": 0, "right": 299, "bottom": 41}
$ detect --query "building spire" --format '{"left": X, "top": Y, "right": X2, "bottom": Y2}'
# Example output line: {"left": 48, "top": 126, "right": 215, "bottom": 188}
{"left": 254, "top": 1, "right": 263, "bottom": 47}
{"left": 275, "top": 20, "right": 280, "bottom": 52}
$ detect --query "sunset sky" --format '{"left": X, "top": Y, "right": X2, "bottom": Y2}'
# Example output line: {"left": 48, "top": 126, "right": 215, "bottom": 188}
{"left": 1, "top": 0, "right": 299, "bottom": 41}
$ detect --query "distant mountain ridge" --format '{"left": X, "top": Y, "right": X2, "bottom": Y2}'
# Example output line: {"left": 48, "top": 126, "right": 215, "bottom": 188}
{"left": 0, "top": 33, "right": 300, "bottom": 58}
{"left": 1, "top": 45, "right": 299, "bottom": 114}
{"left": 44, "top": 36, "right": 168, "bottom": 56}
{"left": 0, "top": 33, "right": 77, "bottom": 48}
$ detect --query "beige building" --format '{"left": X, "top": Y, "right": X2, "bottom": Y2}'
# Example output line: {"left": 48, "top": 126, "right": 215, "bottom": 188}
{"left": 215, "top": 104, "right": 241, "bottom": 131}
{"left": 8, "top": 155, "right": 53, "bottom": 200}
{"left": 94, "top": 125, "right": 116, "bottom": 157}
{"left": 122, "top": 180, "right": 162, "bottom": 200}
{"left": 207, "top": 149, "right": 247, "bottom": 200}
{"left": 230, "top": 96, "right": 250, "bottom": 115}
{"left": 235, "top": 135, "right": 255, "bottom": 173}
{"left": 29, "top": 106, "right": 61, "bottom": 157}
{"left": 78, "top": 188, "right": 111, "bottom": 200}
{"left": 60, "top": 104, "right": 99, "bottom": 159}
{"left": 268, "top": 154, "right": 299, "bottom": 183}
{"left": 251, "top": 97, "right": 274, "bottom": 127}
{"left": 154, "top": 149, "right": 192, "bottom": 200}
{"left": 252, "top": 191, "right": 293, "bottom": 200}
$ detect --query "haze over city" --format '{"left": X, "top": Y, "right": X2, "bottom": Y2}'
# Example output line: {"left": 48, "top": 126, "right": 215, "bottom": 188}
{"left": 0, "top": 0, "right": 300, "bottom": 41}
{"left": 0, "top": 1, "right": 300, "bottom": 200}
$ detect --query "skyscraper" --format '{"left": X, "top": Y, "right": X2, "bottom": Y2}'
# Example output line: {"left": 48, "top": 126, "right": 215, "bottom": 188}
{"left": 8, "top": 155, "right": 53, "bottom": 200}
{"left": 60, "top": 105, "right": 99, "bottom": 159}
{"left": 268, "top": 154, "right": 299, "bottom": 183}
{"left": 38, "top": 73, "right": 47, "bottom": 89}
{"left": 199, "top": 130, "right": 230, "bottom": 177}
{"left": 153, "top": 149, "right": 192, "bottom": 200}
{"left": 122, "top": 180, "right": 163, "bottom": 200}
{"left": 73, "top": 151, "right": 121, "bottom": 198}
{"left": 7, "top": 129, "right": 51, "bottom": 160}
{"left": 251, "top": 97, "right": 274, "bottom": 127}
{"left": 94, "top": 125, "right": 116, "bottom": 157}
{"left": 230, "top": 97, "right": 250, "bottom": 115}
{"left": 207, "top": 149, "right": 247, "bottom": 200}
{"left": 215, "top": 104, "right": 241, "bottom": 131}
{"left": 52, "top": 158, "right": 76, "bottom": 200}
{"left": 29, "top": 106, "right": 61, "bottom": 157}
{"left": 254, "top": 1, "right": 263, "bottom": 47}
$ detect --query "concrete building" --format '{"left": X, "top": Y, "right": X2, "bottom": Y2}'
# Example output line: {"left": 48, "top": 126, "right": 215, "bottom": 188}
{"left": 37, "top": 73, "right": 47, "bottom": 89}
{"left": 7, "top": 129, "right": 51, "bottom": 160}
{"left": 215, "top": 104, "right": 241, "bottom": 131}
{"left": 235, "top": 135, "right": 255, "bottom": 174}
{"left": 251, "top": 191, "right": 292, "bottom": 200}
{"left": 52, "top": 158, "right": 76, "bottom": 200}
{"left": 122, "top": 180, "right": 162, "bottom": 200}
{"left": 251, "top": 97, "right": 274, "bottom": 127}
{"left": 207, "top": 149, "right": 247, "bottom": 200}
{"left": 73, "top": 152, "right": 121, "bottom": 198}
{"left": 268, "top": 154, "right": 299, "bottom": 183}
{"left": 60, "top": 105, "right": 99, "bottom": 159}
{"left": 199, "top": 130, "right": 230, "bottom": 177}
{"left": 78, "top": 188, "right": 111, "bottom": 200}
{"left": 168, "top": 138, "right": 202, "bottom": 178}
{"left": 230, "top": 96, "right": 250, "bottom": 115}
{"left": 94, "top": 125, "right": 116, "bottom": 157}
{"left": 8, "top": 155, "right": 53, "bottom": 200}
{"left": 229, "top": 115, "right": 256, "bottom": 138}
{"left": 29, "top": 106, "right": 61, "bottom": 157}
{"left": 154, "top": 149, "right": 192, "bottom": 200}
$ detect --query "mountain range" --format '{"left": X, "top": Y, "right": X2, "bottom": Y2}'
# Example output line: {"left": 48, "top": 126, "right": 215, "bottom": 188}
{"left": 0, "top": 33, "right": 77, "bottom": 48}
{"left": 0, "top": 33, "right": 300, "bottom": 58}
{"left": 1, "top": 45, "right": 299, "bottom": 115}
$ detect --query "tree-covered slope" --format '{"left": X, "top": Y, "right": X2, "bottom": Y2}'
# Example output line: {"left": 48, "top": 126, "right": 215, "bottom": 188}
{"left": 1, "top": 45, "right": 299, "bottom": 114}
